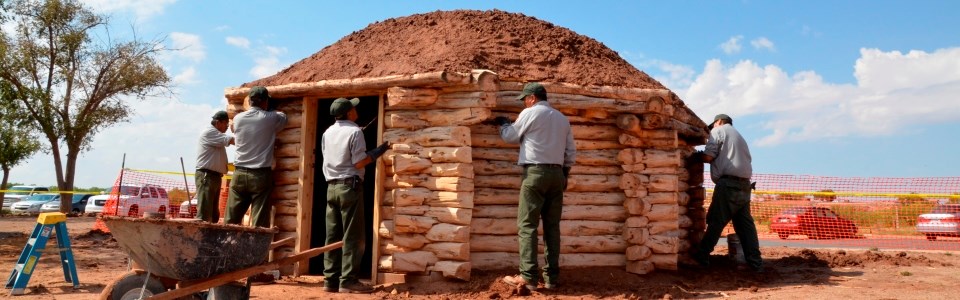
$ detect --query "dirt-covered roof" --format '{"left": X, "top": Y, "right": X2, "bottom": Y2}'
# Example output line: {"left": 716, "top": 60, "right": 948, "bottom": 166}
{"left": 244, "top": 9, "right": 665, "bottom": 89}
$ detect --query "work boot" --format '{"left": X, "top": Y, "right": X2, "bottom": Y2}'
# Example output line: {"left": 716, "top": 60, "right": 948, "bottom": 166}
{"left": 339, "top": 281, "right": 374, "bottom": 294}
{"left": 502, "top": 275, "right": 537, "bottom": 291}
{"left": 323, "top": 283, "right": 338, "bottom": 293}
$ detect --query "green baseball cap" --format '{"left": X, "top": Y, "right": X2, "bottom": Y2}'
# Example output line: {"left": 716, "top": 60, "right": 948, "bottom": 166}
{"left": 516, "top": 82, "right": 547, "bottom": 100}
{"left": 708, "top": 114, "right": 733, "bottom": 130}
{"left": 330, "top": 97, "right": 360, "bottom": 116}
{"left": 212, "top": 110, "right": 229, "bottom": 121}
{"left": 248, "top": 86, "right": 271, "bottom": 101}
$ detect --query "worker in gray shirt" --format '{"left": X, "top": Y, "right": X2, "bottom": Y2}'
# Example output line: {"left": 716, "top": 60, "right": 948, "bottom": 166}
{"left": 497, "top": 82, "right": 576, "bottom": 291}
{"left": 224, "top": 86, "right": 287, "bottom": 228}
{"left": 320, "top": 97, "right": 388, "bottom": 294}
{"left": 195, "top": 110, "right": 234, "bottom": 222}
{"left": 692, "top": 114, "right": 763, "bottom": 273}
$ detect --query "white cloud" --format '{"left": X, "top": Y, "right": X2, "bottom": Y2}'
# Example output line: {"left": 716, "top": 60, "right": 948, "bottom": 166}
{"left": 172, "top": 67, "right": 199, "bottom": 85}
{"left": 248, "top": 46, "right": 288, "bottom": 79}
{"left": 676, "top": 48, "right": 960, "bottom": 146}
{"left": 214, "top": 25, "right": 231, "bottom": 32}
{"left": 750, "top": 37, "right": 776, "bottom": 52}
{"left": 81, "top": 0, "right": 178, "bottom": 20}
{"left": 226, "top": 36, "right": 251, "bottom": 49}
{"left": 720, "top": 35, "right": 743, "bottom": 55}
{"left": 169, "top": 32, "right": 206, "bottom": 63}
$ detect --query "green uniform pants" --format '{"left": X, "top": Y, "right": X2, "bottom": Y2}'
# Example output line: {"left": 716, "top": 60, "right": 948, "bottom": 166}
{"left": 224, "top": 168, "right": 274, "bottom": 228}
{"left": 324, "top": 180, "right": 366, "bottom": 286}
{"left": 194, "top": 169, "right": 222, "bottom": 222}
{"left": 517, "top": 165, "right": 565, "bottom": 285}
{"left": 696, "top": 177, "right": 763, "bottom": 269}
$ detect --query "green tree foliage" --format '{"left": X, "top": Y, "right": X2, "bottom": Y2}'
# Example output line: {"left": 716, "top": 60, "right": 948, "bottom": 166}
{"left": 0, "top": 81, "right": 42, "bottom": 209}
{"left": 0, "top": 0, "right": 171, "bottom": 213}
{"left": 814, "top": 189, "right": 838, "bottom": 202}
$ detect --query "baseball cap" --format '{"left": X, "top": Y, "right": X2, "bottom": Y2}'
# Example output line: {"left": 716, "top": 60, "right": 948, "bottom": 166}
{"left": 330, "top": 97, "right": 360, "bottom": 116}
{"left": 212, "top": 110, "right": 228, "bottom": 121}
{"left": 248, "top": 86, "right": 271, "bottom": 101}
{"left": 707, "top": 114, "right": 733, "bottom": 130}
{"left": 515, "top": 82, "right": 547, "bottom": 100}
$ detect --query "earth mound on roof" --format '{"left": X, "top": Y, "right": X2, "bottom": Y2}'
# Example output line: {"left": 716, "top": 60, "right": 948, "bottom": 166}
{"left": 244, "top": 9, "right": 665, "bottom": 89}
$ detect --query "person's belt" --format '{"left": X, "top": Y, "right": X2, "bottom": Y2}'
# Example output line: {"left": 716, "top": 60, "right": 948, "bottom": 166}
{"left": 721, "top": 175, "right": 750, "bottom": 182}
{"left": 523, "top": 163, "right": 562, "bottom": 168}
{"left": 327, "top": 177, "right": 362, "bottom": 185}
{"left": 235, "top": 166, "right": 271, "bottom": 172}
{"left": 197, "top": 168, "right": 223, "bottom": 176}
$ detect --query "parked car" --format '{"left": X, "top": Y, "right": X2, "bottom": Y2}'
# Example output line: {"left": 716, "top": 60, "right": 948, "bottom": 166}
{"left": 3, "top": 185, "right": 50, "bottom": 210}
{"left": 770, "top": 206, "right": 859, "bottom": 239}
{"left": 9, "top": 194, "right": 60, "bottom": 214}
{"left": 40, "top": 193, "right": 93, "bottom": 213}
{"left": 85, "top": 194, "right": 110, "bottom": 214}
{"left": 104, "top": 184, "right": 170, "bottom": 217}
{"left": 916, "top": 204, "right": 960, "bottom": 241}
{"left": 178, "top": 198, "right": 198, "bottom": 218}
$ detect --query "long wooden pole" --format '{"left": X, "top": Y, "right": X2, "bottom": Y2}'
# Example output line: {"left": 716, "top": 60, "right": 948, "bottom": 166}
{"left": 114, "top": 154, "right": 126, "bottom": 215}
{"left": 149, "top": 241, "right": 344, "bottom": 300}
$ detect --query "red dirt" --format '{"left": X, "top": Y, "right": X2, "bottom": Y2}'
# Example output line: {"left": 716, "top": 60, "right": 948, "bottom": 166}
{"left": 3, "top": 216, "right": 959, "bottom": 299}
{"left": 244, "top": 9, "right": 665, "bottom": 89}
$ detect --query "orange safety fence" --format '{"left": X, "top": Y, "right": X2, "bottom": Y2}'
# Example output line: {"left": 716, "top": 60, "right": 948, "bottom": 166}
{"left": 704, "top": 173, "right": 960, "bottom": 251}
{"left": 93, "top": 168, "right": 231, "bottom": 232}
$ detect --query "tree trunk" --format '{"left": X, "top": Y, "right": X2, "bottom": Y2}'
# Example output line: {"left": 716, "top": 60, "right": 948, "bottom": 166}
{"left": 0, "top": 167, "right": 8, "bottom": 210}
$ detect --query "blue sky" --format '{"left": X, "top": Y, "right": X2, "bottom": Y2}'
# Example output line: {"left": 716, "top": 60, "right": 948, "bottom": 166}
{"left": 9, "top": 0, "right": 960, "bottom": 187}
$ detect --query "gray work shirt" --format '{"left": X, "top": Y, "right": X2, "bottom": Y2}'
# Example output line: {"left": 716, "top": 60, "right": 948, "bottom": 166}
{"left": 499, "top": 101, "right": 576, "bottom": 166}
{"left": 196, "top": 125, "right": 232, "bottom": 174}
{"left": 233, "top": 107, "right": 287, "bottom": 168}
{"left": 321, "top": 120, "right": 368, "bottom": 180}
{"left": 704, "top": 124, "right": 752, "bottom": 183}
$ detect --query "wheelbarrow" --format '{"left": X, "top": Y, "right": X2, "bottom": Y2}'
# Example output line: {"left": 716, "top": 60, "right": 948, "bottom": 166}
{"left": 97, "top": 216, "right": 342, "bottom": 300}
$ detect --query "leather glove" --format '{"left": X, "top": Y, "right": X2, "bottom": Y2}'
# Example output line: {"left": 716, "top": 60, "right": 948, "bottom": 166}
{"left": 493, "top": 116, "right": 511, "bottom": 126}
{"left": 365, "top": 142, "right": 390, "bottom": 160}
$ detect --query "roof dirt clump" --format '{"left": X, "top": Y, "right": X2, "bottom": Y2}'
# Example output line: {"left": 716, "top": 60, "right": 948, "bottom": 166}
{"left": 245, "top": 9, "right": 665, "bottom": 89}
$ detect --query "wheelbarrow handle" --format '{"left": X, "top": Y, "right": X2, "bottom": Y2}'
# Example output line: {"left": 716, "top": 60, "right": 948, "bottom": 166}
{"left": 148, "top": 241, "right": 344, "bottom": 300}
{"left": 269, "top": 236, "right": 297, "bottom": 250}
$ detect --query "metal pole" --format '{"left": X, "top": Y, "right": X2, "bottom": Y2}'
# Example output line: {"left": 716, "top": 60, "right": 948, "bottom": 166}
{"left": 180, "top": 157, "right": 190, "bottom": 200}
{"left": 114, "top": 153, "right": 126, "bottom": 215}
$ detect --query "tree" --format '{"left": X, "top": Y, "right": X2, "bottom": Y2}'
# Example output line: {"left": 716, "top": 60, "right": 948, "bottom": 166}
{"left": 0, "top": 0, "right": 171, "bottom": 213}
{"left": 0, "top": 81, "right": 42, "bottom": 209}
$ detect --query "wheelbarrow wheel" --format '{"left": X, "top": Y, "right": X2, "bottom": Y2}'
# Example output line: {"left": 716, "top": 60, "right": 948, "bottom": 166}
{"left": 106, "top": 271, "right": 167, "bottom": 300}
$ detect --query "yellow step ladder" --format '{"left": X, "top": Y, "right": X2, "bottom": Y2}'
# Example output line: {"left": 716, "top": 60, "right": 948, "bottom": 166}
{"left": 5, "top": 213, "right": 80, "bottom": 295}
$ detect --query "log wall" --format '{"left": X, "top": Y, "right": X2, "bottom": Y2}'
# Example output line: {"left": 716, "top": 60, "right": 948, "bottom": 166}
{"left": 224, "top": 70, "right": 708, "bottom": 282}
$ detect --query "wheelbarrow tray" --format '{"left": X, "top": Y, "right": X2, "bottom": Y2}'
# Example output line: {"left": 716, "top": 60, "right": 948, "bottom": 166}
{"left": 101, "top": 216, "right": 277, "bottom": 281}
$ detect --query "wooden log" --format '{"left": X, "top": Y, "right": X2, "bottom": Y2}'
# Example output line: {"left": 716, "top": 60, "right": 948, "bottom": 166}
{"left": 640, "top": 113, "right": 669, "bottom": 129}
{"left": 626, "top": 260, "right": 655, "bottom": 275}
{"left": 226, "top": 71, "right": 470, "bottom": 101}
{"left": 570, "top": 165, "right": 623, "bottom": 175}
{"left": 276, "top": 128, "right": 301, "bottom": 144}
{"left": 645, "top": 204, "right": 679, "bottom": 222}
{"left": 568, "top": 175, "right": 620, "bottom": 192}
{"left": 473, "top": 175, "right": 521, "bottom": 189}
{"left": 433, "top": 91, "right": 496, "bottom": 108}
{"left": 619, "top": 133, "right": 677, "bottom": 149}
{"left": 386, "top": 108, "right": 491, "bottom": 128}
{"left": 383, "top": 126, "right": 471, "bottom": 147}
{"left": 471, "top": 134, "right": 517, "bottom": 149}
{"left": 391, "top": 251, "right": 439, "bottom": 273}
{"left": 625, "top": 216, "right": 649, "bottom": 228}
{"left": 470, "top": 235, "right": 519, "bottom": 252}
{"left": 275, "top": 170, "right": 300, "bottom": 186}
{"left": 275, "top": 157, "right": 301, "bottom": 172}
{"left": 565, "top": 192, "right": 625, "bottom": 206}
{"left": 576, "top": 139, "right": 625, "bottom": 150}
{"left": 393, "top": 174, "right": 475, "bottom": 193}
{"left": 472, "top": 205, "right": 516, "bottom": 218}
{"left": 648, "top": 253, "right": 678, "bottom": 270}
{"left": 623, "top": 228, "right": 648, "bottom": 244}
{"left": 678, "top": 215, "right": 693, "bottom": 228}
{"left": 381, "top": 206, "right": 394, "bottom": 220}
{"left": 498, "top": 81, "right": 673, "bottom": 104}
{"left": 649, "top": 175, "right": 679, "bottom": 192}
{"left": 470, "top": 218, "right": 517, "bottom": 235}
{"left": 563, "top": 235, "right": 628, "bottom": 253}
{"left": 425, "top": 223, "right": 470, "bottom": 243}
{"left": 392, "top": 188, "right": 430, "bottom": 207}
{"left": 275, "top": 143, "right": 300, "bottom": 158}
{"left": 432, "top": 261, "right": 471, "bottom": 281}
{"left": 562, "top": 205, "right": 627, "bottom": 222}
{"left": 474, "top": 160, "right": 521, "bottom": 175}
{"left": 645, "top": 192, "right": 678, "bottom": 205}
{"left": 394, "top": 215, "right": 438, "bottom": 234}
{"left": 576, "top": 150, "right": 621, "bottom": 166}
{"left": 420, "top": 147, "right": 472, "bottom": 163}
{"left": 274, "top": 199, "right": 298, "bottom": 216}
{"left": 624, "top": 189, "right": 649, "bottom": 198}
{"left": 270, "top": 184, "right": 300, "bottom": 201}
{"left": 393, "top": 154, "right": 433, "bottom": 174}
{"left": 386, "top": 87, "right": 439, "bottom": 108}
{"left": 625, "top": 197, "right": 652, "bottom": 215}
{"left": 626, "top": 245, "right": 652, "bottom": 261}
{"left": 429, "top": 163, "right": 474, "bottom": 178}
{"left": 616, "top": 114, "right": 642, "bottom": 136}
{"left": 378, "top": 255, "right": 394, "bottom": 272}
{"left": 468, "top": 123, "right": 500, "bottom": 135}
{"left": 393, "top": 205, "right": 429, "bottom": 216}
{"left": 470, "top": 252, "right": 516, "bottom": 270}
{"left": 385, "top": 111, "right": 429, "bottom": 129}
{"left": 561, "top": 253, "right": 625, "bottom": 267}
{"left": 425, "top": 207, "right": 472, "bottom": 225}
{"left": 276, "top": 215, "right": 297, "bottom": 232}
{"left": 618, "top": 149, "right": 644, "bottom": 165}
{"left": 379, "top": 220, "right": 395, "bottom": 239}
{"left": 474, "top": 188, "right": 518, "bottom": 205}
{"left": 495, "top": 92, "right": 650, "bottom": 114}
{"left": 567, "top": 115, "right": 617, "bottom": 124}
{"left": 619, "top": 173, "right": 649, "bottom": 191}
{"left": 669, "top": 118, "right": 708, "bottom": 140}
{"left": 471, "top": 147, "right": 518, "bottom": 161}
{"left": 393, "top": 233, "right": 430, "bottom": 249}
{"left": 640, "top": 167, "right": 678, "bottom": 175}
{"left": 580, "top": 107, "right": 609, "bottom": 120}
{"left": 644, "top": 149, "right": 681, "bottom": 168}
{"left": 571, "top": 125, "right": 620, "bottom": 140}
{"left": 424, "top": 242, "right": 469, "bottom": 261}
{"left": 622, "top": 163, "right": 645, "bottom": 173}
{"left": 648, "top": 220, "right": 680, "bottom": 235}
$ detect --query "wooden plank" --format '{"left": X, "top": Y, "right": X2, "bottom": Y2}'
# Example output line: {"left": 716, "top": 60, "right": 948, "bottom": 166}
{"left": 295, "top": 97, "right": 317, "bottom": 276}
{"left": 372, "top": 93, "right": 386, "bottom": 283}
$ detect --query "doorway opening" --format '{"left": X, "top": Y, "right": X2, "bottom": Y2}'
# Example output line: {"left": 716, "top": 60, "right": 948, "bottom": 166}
{"left": 308, "top": 95, "right": 381, "bottom": 280}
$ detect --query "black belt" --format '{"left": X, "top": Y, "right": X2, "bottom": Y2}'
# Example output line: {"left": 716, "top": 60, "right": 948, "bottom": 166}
{"left": 327, "top": 177, "right": 361, "bottom": 185}
{"left": 235, "top": 166, "right": 271, "bottom": 172}
{"left": 196, "top": 168, "right": 222, "bottom": 176}
{"left": 523, "top": 163, "right": 562, "bottom": 169}
{"left": 721, "top": 175, "right": 750, "bottom": 182}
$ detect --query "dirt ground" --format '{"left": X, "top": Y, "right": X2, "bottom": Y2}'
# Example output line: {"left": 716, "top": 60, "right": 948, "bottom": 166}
{"left": 2, "top": 215, "right": 959, "bottom": 299}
